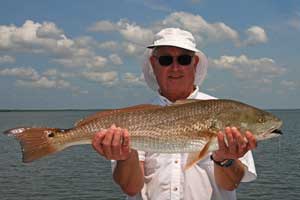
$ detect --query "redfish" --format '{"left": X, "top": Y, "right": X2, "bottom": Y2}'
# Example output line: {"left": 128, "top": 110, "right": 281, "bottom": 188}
{"left": 4, "top": 99, "right": 282, "bottom": 167}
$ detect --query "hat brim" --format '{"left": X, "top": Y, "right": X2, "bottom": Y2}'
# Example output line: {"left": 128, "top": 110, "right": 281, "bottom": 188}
{"left": 147, "top": 43, "right": 200, "bottom": 53}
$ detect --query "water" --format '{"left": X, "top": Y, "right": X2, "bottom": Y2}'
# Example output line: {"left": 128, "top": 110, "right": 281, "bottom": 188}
{"left": 0, "top": 110, "right": 299, "bottom": 200}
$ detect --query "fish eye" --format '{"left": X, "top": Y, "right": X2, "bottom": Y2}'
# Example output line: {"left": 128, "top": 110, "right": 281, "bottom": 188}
{"left": 258, "top": 117, "right": 265, "bottom": 123}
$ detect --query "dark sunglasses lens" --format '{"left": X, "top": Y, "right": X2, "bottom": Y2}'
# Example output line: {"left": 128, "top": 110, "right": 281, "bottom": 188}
{"left": 158, "top": 56, "right": 173, "bottom": 66}
{"left": 178, "top": 55, "right": 192, "bottom": 65}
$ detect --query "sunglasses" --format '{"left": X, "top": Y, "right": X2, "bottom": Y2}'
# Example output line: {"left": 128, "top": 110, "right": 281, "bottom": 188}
{"left": 154, "top": 55, "right": 193, "bottom": 66}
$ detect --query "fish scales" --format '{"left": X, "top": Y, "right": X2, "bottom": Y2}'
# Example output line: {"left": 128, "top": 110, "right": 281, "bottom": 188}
{"left": 103, "top": 102, "right": 215, "bottom": 152}
{"left": 75, "top": 100, "right": 224, "bottom": 152}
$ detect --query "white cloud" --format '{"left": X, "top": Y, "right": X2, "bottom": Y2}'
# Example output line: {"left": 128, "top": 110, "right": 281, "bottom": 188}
{"left": 122, "top": 42, "right": 143, "bottom": 55}
{"left": 0, "top": 20, "right": 67, "bottom": 52}
{"left": 42, "top": 69, "right": 76, "bottom": 79}
{"left": 0, "top": 55, "right": 15, "bottom": 64}
{"left": 88, "top": 20, "right": 118, "bottom": 32}
{"left": 81, "top": 71, "right": 118, "bottom": 85}
{"left": 243, "top": 26, "right": 268, "bottom": 46}
{"left": 88, "top": 19, "right": 153, "bottom": 46}
{"left": 74, "top": 36, "right": 97, "bottom": 48}
{"left": 160, "top": 12, "right": 239, "bottom": 45}
{"left": 36, "top": 21, "right": 64, "bottom": 39}
{"left": 109, "top": 54, "right": 123, "bottom": 65}
{"left": 54, "top": 55, "right": 107, "bottom": 69}
{"left": 210, "top": 54, "right": 285, "bottom": 80}
{"left": 89, "top": 12, "right": 268, "bottom": 55}
{"left": 0, "top": 66, "right": 84, "bottom": 93}
{"left": 159, "top": 12, "right": 268, "bottom": 47}
{"left": 98, "top": 41, "right": 120, "bottom": 50}
{"left": 0, "top": 67, "right": 39, "bottom": 80}
{"left": 42, "top": 69, "right": 58, "bottom": 77}
{"left": 118, "top": 21, "right": 153, "bottom": 45}
{"left": 0, "top": 20, "right": 107, "bottom": 68}
{"left": 122, "top": 72, "right": 145, "bottom": 85}
{"left": 16, "top": 77, "right": 71, "bottom": 89}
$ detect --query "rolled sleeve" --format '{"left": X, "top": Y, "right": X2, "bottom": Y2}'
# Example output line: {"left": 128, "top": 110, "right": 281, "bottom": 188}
{"left": 239, "top": 150, "right": 257, "bottom": 182}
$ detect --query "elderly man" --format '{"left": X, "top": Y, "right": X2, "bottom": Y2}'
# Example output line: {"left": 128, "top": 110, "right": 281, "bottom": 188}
{"left": 92, "top": 28, "right": 257, "bottom": 200}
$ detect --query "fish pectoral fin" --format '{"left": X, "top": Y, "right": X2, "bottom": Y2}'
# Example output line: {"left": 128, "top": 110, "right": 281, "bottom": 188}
{"left": 184, "top": 141, "right": 211, "bottom": 170}
{"left": 75, "top": 104, "right": 162, "bottom": 127}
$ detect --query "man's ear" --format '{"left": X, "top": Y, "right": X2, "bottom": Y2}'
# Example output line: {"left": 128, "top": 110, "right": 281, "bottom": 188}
{"left": 150, "top": 55, "right": 156, "bottom": 70}
{"left": 193, "top": 55, "right": 199, "bottom": 70}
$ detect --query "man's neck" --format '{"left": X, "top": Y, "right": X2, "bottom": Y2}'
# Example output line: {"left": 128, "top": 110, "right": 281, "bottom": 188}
{"left": 159, "top": 86, "right": 197, "bottom": 102}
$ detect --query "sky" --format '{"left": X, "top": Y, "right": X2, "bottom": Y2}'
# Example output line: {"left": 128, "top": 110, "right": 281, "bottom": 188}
{"left": 0, "top": 0, "right": 299, "bottom": 109}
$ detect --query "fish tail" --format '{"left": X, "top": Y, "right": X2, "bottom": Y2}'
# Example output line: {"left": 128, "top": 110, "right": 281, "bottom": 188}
{"left": 4, "top": 127, "right": 66, "bottom": 163}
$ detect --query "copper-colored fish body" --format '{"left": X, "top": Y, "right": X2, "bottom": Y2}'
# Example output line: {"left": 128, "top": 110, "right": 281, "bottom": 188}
{"left": 4, "top": 99, "right": 283, "bottom": 163}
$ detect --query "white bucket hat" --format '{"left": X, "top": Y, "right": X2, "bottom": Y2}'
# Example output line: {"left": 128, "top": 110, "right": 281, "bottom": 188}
{"left": 143, "top": 28, "right": 208, "bottom": 91}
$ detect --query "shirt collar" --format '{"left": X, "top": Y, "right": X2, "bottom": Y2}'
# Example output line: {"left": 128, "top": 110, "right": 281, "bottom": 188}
{"left": 157, "top": 86, "right": 199, "bottom": 106}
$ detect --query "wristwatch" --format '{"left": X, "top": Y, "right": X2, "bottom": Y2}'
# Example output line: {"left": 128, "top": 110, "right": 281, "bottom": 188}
{"left": 210, "top": 154, "right": 235, "bottom": 168}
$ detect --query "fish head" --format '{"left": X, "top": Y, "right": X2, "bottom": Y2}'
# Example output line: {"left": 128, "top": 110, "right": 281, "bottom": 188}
{"left": 216, "top": 101, "right": 283, "bottom": 141}
{"left": 241, "top": 109, "right": 283, "bottom": 141}
{"left": 237, "top": 107, "right": 282, "bottom": 140}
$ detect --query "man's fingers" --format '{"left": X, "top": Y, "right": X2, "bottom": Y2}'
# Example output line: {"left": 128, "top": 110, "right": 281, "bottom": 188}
{"left": 92, "top": 130, "right": 106, "bottom": 156}
{"left": 246, "top": 131, "right": 257, "bottom": 150}
{"left": 91, "top": 125, "right": 132, "bottom": 161}
{"left": 233, "top": 128, "right": 247, "bottom": 155}
{"left": 226, "top": 127, "right": 237, "bottom": 154}
{"left": 111, "top": 127, "right": 122, "bottom": 156}
{"left": 121, "top": 129, "right": 130, "bottom": 156}
{"left": 122, "top": 129, "right": 130, "bottom": 147}
{"left": 217, "top": 131, "right": 226, "bottom": 150}
{"left": 102, "top": 128, "right": 114, "bottom": 159}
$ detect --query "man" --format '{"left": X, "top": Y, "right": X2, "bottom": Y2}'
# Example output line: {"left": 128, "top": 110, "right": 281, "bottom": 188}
{"left": 92, "top": 28, "right": 257, "bottom": 200}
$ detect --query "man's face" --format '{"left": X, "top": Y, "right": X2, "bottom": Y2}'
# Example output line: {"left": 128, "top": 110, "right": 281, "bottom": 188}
{"left": 150, "top": 46, "right": 199, "bottom": 102}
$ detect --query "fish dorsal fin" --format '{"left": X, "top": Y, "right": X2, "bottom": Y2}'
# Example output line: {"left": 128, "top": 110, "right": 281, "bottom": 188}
{"left": 172, "top": 99, "right": 200, "bottom": 105}
{"left": 75, "top": 104, "right": 161, "bottom": 127}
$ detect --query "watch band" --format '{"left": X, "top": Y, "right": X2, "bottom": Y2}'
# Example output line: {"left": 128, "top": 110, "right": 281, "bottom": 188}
{"left": 210, "top": 154, "right": 235, "bottom": 168}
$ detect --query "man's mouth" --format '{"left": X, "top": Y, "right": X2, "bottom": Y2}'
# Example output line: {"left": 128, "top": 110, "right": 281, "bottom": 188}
{"left": 168, "top": 75, "right": 183, "bottom": 79}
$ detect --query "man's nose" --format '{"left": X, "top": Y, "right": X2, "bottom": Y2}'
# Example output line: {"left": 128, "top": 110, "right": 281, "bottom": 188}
{"left": 170, "top": 59, "right": 180, "bottom": 70}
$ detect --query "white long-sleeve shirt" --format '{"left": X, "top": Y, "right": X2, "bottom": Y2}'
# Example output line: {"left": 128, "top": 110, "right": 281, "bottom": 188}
{"left": 113, "top": 86, "right": 257, "bottom": 200}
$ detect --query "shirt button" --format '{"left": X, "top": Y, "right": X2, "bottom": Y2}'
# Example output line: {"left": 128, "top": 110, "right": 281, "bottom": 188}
{"left": 174, "top": 160, "right": 178, "bottom": 164}
{"left": 173, "top": 187, "right": 178, "bottom": 191}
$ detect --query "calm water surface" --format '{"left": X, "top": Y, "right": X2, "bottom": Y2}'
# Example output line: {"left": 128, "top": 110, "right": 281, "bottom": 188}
{"left": 0, "top": 110, "right": 299, "bottom": 200}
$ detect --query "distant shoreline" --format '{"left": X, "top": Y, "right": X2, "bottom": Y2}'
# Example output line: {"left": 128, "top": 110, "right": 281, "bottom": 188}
{"left": 0, "top": 109, "right": 105, "bottom": 112}
{"left": 0, "top": 108, "right": 299, "bottom": 112}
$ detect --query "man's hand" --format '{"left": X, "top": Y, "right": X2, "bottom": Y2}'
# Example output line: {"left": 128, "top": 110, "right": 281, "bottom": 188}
{"left": 92, "top": 124, "right": 143, "bottom": 195}
{"left": 212, "top": 127, "right": 257, "bottom": 162}
{"left": 92, "top": 124, "right": 132, "bottom": 160}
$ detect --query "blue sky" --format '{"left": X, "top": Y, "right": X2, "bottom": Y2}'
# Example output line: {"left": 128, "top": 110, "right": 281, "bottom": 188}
{"left": 0, "top": 0, "right": 299, "bottom": 109}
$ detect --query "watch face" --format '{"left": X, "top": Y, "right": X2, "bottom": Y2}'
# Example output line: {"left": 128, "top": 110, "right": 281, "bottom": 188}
{"left": 222, "top": 159, "right": 235, "bottom": 167}
{"left": 210, "top": 155, "right": 235, "bottom": 167}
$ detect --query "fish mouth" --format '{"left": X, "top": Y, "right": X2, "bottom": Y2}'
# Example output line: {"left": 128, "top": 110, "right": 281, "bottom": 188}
{"left": 271, "top": 129, "right": 283, "bottom": 135}
{"left": 260, "top": 124, "right": 283, "bottom": 140}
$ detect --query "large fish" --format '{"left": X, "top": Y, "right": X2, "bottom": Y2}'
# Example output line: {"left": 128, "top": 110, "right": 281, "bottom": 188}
{"left": 3, "top": 99, "right": 282, "bottom": 167}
